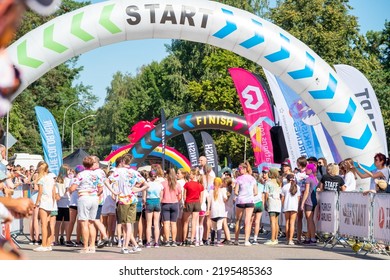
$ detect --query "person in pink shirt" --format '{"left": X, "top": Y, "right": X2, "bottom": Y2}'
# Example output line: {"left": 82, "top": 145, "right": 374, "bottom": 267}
{"left": 160, "top": 168, "right": 182, "bottom": 247}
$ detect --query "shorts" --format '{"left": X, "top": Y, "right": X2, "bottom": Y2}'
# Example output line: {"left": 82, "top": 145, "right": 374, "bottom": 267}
{"left": 95, "top": 205, "right": 103, "bottom": 219}
{"left": 304, "top": 204, "right": 315, "bottom": 212}
{"left": 117, "top": 203, "right": 136, "bottom": 224}
{"left": 56, "top": 207, "right": 70, "bottom": 221}
{"left": 236, "top": 203, "right": 254, "bottom": 209}
{"left": 78, "top": 196, "right": 99, "bottom": 221}
{"left": 268, "top": 212, "right": 280, "bottom": 217}
{"left": 253, "top": 201, "right": 264, "bottom": 213}
{"left": 161, "top": 203, "right": 179, "bottom": 222}
{"left": 184, "top": 202, "right": 201, "bottom": 213}
{"left": 102, "top": 197, "right": 116, "bottom": 215}
{"left": 146, "top": 198, "right": 161, "bottom": 213}
{"left": 69, "top": 205, "right": 77, "bottom": 211}
{"left": 50, "top": 211, "right": 58, "bottom": 216}
{"left": 136, "top": 211, "right": 142, "bottom": 221}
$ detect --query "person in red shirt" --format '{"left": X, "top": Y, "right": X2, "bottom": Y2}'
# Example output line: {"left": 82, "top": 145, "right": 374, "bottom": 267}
{"left": 182, "top": 168, "right": 204, "bottom": 247}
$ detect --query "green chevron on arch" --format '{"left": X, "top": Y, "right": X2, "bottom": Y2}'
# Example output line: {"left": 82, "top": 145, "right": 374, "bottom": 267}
{"left": 99, "top": 4, "right": 122, "bottom": 34}
{"left": 17, "top": 40, "right": 44, "bottom": 68}
{"left": 71, "top": 12, "right": 95, "bottom": 42}
{"left": 44, "top": 24, "right": 68, "bottom": 53}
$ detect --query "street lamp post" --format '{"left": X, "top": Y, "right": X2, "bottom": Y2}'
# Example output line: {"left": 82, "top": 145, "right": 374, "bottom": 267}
{"left": 62, "top": 101, "right": 81, "bottom": 143}
{"left": 62, "top": 100, "right": 90, "bottom": 144}
{"left": 71, "top": 114, "right": 96, "bottom": 153}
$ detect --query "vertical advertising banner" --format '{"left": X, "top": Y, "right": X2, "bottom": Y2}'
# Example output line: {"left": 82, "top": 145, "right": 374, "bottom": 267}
{"left": 339, "top": 192, "right": 371, "bottom": 239}
{"left": 34, "top": 106, "right": 62, "bottom": 176}
{"left": 183, "top": 132, "right": 199, "bottom": 168}
{"left": 200, "top": 131, "right": 218, "bottom": 176}
{"left": 316, "top": 191, "right": 338, "bottom": 234}
{"left": 263, "top": 69, "right": 341, "bottom": 166}
{"left": 373, "top": 193, "right": 390, "bottom": 243}
{"left": 229, "top": 68, "right": 275, "bottom": 168}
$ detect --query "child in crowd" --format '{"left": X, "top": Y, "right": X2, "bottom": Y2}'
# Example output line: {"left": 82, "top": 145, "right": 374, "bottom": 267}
{"left": 281, "top": 174, "right": 300, "bottom": 245}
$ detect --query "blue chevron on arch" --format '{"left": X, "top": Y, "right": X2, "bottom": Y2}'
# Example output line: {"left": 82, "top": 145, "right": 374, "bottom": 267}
{"left": 132, "top": 149, "right": 144, "bottom": 159}
{"left": 185, "top": 115, "right": 194, "bottom": 128}
{"left": 308, "top": 73, "right": 337, "bottom": 99}
{"left": 166, "top": 129, "right": 172, "bottom": 136}
{"left": 264, "top": 33, "right": 290, "bottom": 62}
{"left": 239, "top": 19, "right": 264, "bottom": 49}
{"left": 150, "top": 130, "right": 161, "bottom": 142}
{"left": 140, "top": 138, "right": 152, "bottom": 150}
{"left": 288, "top": 52, "right": 315, "bottom": 79}
{"left": 327, "top": 98, "right": 357, "bottom": 123}
{"left": 173, "top": 118, "right": 183, "bottom": 131}
{"left": 342, "top": 125, "right": 372, "bottom": 150}
{"left": 213, "top": 8, "right": 237, "bottom": 39}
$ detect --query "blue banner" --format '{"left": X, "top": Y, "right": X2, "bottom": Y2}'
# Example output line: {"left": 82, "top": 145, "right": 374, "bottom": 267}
{"left": 34, "top": 106, "right": 63, "bottom": 175}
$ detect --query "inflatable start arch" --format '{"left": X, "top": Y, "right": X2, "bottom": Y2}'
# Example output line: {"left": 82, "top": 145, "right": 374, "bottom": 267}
{"left": 7, "top": 0, "right": 384, "bottom": 169}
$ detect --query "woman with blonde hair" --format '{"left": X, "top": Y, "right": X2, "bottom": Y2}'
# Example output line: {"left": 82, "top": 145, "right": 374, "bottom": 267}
{"left": 207, "top": 177, "right": 227, "bottom": 246}
{"left": 33, "top": 162, "right": 57, "bottom": 252}
{"left": 264, "top": 167, "right": 282, "bottom": 245}
{"left": 317, "top": 163, "right": 346, "bottom": 192}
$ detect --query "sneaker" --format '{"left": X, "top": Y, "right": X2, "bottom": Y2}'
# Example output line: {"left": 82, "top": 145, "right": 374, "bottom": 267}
{"left": 138, "top": 240, "right": 143, "bottom": 247}
{"left": 287, "top": 240, "right": 295, "bottom": 245}
{"left": 171, "top": 242, "right": 178, "bottom": 247}
{"left": 65, "top": 240, "right": 76, "bottom": 247}
{"left": 33, "top": 246, "right": 50, "bottom": 252}
{"left": 244, "top": 241, "right": 252, "bottom": 247}
{"left": 132, "top": 246, "right": 142, "bottom": 252}
{"left": 79, "top": 248, "right": 89, "bottom": 254}
{"left": 154, "top": 243, "right": 159, "bottom": 248}
{"left": 29, "top": 240, "right": 36, "bottom": 245}
{"left": 195, "top": 241, "right": 200, "bottom": 247}
{"left": 234, "top": 241, "right": 239, "bottom": 246}
{"left": 251, "top": 240, "right": 258, "bottom": 245}
{"left": 88, "top": 247, "right": 96, "bottom": 253}
{"left": 264, "top": 240, "right": 278, "bottom": 245}
{"left": 121, "top": 248, "right": 129, "bottom": 254}
{"left": 59, "top": 236, "right": 65, "bottom": 245}
{"left": 189, "top": 241, "right": 195, "bottom": 248}
{"left": 97, "top": 238, "right": 109, "bottom": 248}
{"left": 303, "top": 240, "right": 311, "bottom": 245}
{"left": 145, "top": 242, "right": 151, "bottom": 248}
{"left": 223, "top": 239, "right": 234, "bottom": 245}
{"left": 47, "top": 246, "right": 53, "bottom": 251}
{"left": 216, "top": 242, "right": 224, "bottom": 247}
{"left": 310, "top": 240, "right": 317, "bottom": 245}
{"left": 164, "top": 242, "right": 171, "bottom": 247}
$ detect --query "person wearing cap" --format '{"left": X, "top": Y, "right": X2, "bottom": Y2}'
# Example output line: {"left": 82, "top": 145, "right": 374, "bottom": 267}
{"left": 300, "top": 163, "right": 318, "bottom": 245}
{"left": 281, "top": 160, "right": 293, "bottom": 186}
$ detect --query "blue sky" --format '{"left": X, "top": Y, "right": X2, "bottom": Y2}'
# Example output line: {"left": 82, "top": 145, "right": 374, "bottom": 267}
{"left": 74, "top": 0, "right": 389, "bottom": 109}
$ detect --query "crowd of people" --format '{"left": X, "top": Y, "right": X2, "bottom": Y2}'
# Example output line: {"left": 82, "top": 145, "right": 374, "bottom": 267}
{"left": 2, "top": 150, "right": 389, "bottom": 257}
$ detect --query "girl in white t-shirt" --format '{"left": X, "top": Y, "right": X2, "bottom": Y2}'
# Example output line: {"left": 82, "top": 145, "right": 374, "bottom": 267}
{"left": 207, "top": 177, "right": 227, "bottom": 246}
{"left": 281, "top": 174, "right": 301, "bottom": 245}
{"left": 339, "top": 158, "right": 356, "bottom": 191}
{"left": 33, "top": 162, "right": 57, "bottom": 252}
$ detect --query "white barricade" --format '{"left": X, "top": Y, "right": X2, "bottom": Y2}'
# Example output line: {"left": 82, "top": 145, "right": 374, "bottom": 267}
{"left": 316, "top": 191, "right": 338, "bottom": 234}
{"left": 372, "top": 193, "right": 390, "bottom": 243}
{"left": 338, "top": 192, "right": 371, "bottom": 239}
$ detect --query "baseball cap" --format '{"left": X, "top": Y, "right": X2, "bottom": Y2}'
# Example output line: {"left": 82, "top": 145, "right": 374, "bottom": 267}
{"left": 25, "top": 0, "right": 62, "bottom": 16}
{"left": 262, "top": 166, "right": 270, "bottom": 173}
{"left": 281, "top": 160, "right": 291, "bottom": 167}
{"left": 307, "top": 156, "right": 318, "bottom": 163}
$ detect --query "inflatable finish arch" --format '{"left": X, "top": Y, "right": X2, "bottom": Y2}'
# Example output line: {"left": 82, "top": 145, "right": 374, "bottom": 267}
{"left": 7, "top": 0, "right": 384, "bottom": 169}
{"left": 129, "top": 111, "right": 249, "bottom": 167}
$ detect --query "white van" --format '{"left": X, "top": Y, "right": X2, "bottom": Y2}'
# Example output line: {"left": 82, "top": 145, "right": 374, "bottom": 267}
{"left": 8, "top": 153, "right": 44, "bottom": 169}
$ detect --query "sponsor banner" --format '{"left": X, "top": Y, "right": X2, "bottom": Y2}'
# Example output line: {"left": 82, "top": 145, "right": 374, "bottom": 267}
{"left": 34, "top": 106, "right": 62, "bottom": 175}
{"left": 372, "top": 193, "right": 390, "bottom": 243}
{"left": 200, "top": 131, "right": 218, "bottom": 176}
{"left": 316, "top": 191, "right": 338, "bottom": 234}
{"left": 339, "top": 192, "right": 371, "bottom": 239}
{"left": 334, "top": 64, "right": 388, "bottom": 156}
{"left": 263, "top": 69, "right": 341, "bottom": 167}
{"left": 229, "top": 68, "right": 275, "bottom": 167}
{"left": 183, "top": 132, "right": 199, "bottom": 168}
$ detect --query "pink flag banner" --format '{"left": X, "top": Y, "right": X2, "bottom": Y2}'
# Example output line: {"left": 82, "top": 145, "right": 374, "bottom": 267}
{"left": 229, "top": 68, "right": 275, "bottom": 167}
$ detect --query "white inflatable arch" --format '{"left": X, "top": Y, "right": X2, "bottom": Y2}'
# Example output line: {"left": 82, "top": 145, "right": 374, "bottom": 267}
{"left": 7, "top": 0, "right": 384, "bottom": 169}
